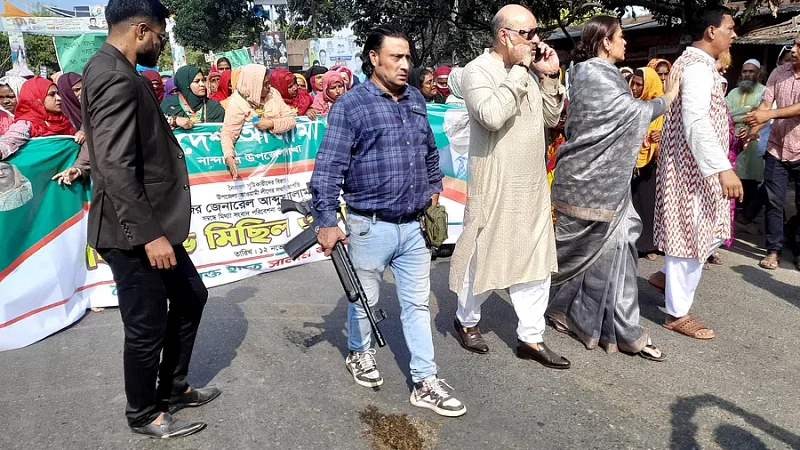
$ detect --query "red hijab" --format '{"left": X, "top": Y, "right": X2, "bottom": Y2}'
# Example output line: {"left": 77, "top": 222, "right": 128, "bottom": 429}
{"left": 142, "top": 70, "right": 165, "bottom": 102}
{"left": 209, "top": 70, "right": 232, "bottom": 103}
{"left": 14, "top": 76, "right": 75, "bottom": 137}
{"left": 270, "top": 68, "right": 313, "bottom": 114}
{"left": 434, "top": 66, "right": 452, "bottom": 97}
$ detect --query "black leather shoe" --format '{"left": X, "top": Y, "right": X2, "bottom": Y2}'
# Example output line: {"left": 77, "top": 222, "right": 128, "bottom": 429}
{"left": 131, "top": 413, "right": 206, "bottom": 439}
{"left": 169, "top": 386, "right": 222, "bottom": 414}
{"left": 516, "top": 340, "right": 571, "bottom": 370}
{"left": 454, "top": 317, "right": 489, "bottom": 354}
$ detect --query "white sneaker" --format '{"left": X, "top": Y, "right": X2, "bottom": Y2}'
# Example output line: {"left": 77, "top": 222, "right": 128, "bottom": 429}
{"left": 410, "top": 376, "right": 466, "bottom": 417}
{"left": 345, "top": 349, "right": 383, "bottom": 388}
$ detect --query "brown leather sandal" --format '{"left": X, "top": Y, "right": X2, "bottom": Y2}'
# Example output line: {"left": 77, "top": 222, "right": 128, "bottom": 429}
{"left": 663, "top": 315, "right": 716, "bottom": 340}
{"left": 759, "top": 253, "right": 779, "bottom": 270}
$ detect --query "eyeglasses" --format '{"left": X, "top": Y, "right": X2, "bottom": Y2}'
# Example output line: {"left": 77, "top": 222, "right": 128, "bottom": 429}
{"left": 131, "top": 23, "right": 168, "bottom": 49}
{"left": 504, "top": 27, "right": 539, "bottom": 41}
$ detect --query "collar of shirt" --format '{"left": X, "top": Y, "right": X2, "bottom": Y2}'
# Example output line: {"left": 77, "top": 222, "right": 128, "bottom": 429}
{"left": 686, "top": 46, "right": 716, "bottom": 65}
{"left": 363, "top": 78, "right": 410, "bottom": 100}
{"left": 776, "top": 62, "right": 800, "bottom": 80}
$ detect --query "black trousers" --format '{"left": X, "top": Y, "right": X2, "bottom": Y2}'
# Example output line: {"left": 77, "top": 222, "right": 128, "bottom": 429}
{"left": 763, "top": 153, "right": 800, "bottom": 256}
{"left": 98, "top": 245, "right": 208, "bottom": 428}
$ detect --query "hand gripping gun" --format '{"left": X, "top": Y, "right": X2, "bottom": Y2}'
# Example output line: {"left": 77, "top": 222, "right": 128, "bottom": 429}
{"left": 281, "top": 198, "right": 387, "bottom": 347}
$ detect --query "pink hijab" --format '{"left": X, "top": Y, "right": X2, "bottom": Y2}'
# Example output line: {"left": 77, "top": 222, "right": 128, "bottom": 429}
{"left": 331, "top": 65, "right": 354, "bottom": 89}
{"left": 311, "top": 71, "right": 344, "bottom": 116}
{"left": 236, "top": 64, "right": 268, "bottom": 105}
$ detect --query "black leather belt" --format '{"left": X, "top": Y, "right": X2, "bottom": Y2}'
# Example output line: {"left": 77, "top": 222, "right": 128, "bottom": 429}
{"left": 349, "top": 207, "right": 421, "bottom": 224}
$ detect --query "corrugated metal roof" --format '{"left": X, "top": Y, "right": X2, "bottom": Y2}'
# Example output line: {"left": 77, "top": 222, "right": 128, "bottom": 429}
{"left": 736, "top": 15, "right": 800, "bottom": 45}
{"left": 547, "top": 14, "right": 664, "bottom": 40}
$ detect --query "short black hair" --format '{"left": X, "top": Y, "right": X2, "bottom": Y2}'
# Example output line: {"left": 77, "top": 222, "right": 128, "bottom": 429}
{"left": 106, "top": 0, "right": 169, "bottom": 27}
{"left": 690, "top": 5, "right": 733, "bottom": 42}
{"left": 361, "top": 24, "right": 409, "bottom": 78}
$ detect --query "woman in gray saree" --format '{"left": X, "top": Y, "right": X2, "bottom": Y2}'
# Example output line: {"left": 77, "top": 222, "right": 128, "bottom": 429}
{"left": 547, "top": 16, "right": 678, "bottom": 361}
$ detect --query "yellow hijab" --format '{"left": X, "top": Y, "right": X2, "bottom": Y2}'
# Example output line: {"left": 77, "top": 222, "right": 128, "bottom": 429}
{"left": 631, "top": 67, "right": 664, "bottom": 168}
{"left": 222, "top": 69, "right": 243, "bottom": 109}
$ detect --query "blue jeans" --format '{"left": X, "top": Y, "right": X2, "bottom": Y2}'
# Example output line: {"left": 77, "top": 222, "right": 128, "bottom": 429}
{"left": 345, "top": 210, "right": 437, "bottom": 383}
{"left": 763, "top": 153, "right": 800, "bottom": 255}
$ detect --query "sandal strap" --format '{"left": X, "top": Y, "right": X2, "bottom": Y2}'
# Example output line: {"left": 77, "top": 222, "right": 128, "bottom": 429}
{"left": 672, "top": 316, "right": 710, "bottom": 336}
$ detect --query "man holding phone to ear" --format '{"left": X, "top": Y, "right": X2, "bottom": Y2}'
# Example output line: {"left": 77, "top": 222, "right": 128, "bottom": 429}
{"left": 449, "top": 4, "right": 570, "bottom": 369}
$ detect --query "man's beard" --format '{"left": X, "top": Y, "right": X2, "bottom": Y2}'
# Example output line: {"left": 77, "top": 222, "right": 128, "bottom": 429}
{"left": 738, "top": 79, "right": 756, "bottom": 93}
{"left": 137, "top": 43, "right": 161, "bottom": 68}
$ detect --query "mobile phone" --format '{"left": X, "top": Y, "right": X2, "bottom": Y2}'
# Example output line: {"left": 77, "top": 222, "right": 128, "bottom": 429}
{"left": 533, "top": 45, "right": 544, "bottom": 63}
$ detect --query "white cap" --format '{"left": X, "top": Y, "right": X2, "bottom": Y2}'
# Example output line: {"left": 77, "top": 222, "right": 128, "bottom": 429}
{"left": 743, "top": 59, "right": 762, "bottom": 69}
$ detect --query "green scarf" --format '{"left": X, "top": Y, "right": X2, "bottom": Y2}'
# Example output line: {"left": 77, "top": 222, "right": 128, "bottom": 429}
{"left": 160, "top": 65, "right": 226, "bottom": 123}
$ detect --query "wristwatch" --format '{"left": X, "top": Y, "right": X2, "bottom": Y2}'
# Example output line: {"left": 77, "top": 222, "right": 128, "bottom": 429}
{"left": 547, "top": 71, "right": 560, "bottom": 79}
{"left": 515, "top": 62, "right": 529, "bottom": 70}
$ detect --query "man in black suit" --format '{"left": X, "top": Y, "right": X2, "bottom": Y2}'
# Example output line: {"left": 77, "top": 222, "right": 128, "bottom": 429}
{"left": 82, "top": 0, "right": 218, "bottom": 439}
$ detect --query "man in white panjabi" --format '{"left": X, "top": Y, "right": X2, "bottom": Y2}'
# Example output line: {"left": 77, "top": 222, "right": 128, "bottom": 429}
{"left": 449, "top": 4, "right": 570, "bottom": 369}
{"left": 650, "top": 5, "right": 743, "bottom": 340}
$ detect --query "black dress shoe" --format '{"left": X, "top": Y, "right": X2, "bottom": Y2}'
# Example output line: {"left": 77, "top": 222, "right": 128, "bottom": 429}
{"left": 454, "top": 317, "right": 489, "bottom": 354}
{"left": 131, "top": 413, "right": 206, "bottom": 439}
{"left": 169, "top": 386, "right": 222, "bottom": 414}
{"left": 516, "top": 340, "right": 571, "bottom": 370}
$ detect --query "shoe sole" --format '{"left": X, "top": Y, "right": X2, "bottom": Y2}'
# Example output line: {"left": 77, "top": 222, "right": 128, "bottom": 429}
{"left": 409, "top": 393, "right": 467, "bottom": 417}
{"left": 168, "top": 390, "right": 223, "bottom": 414}
{"left": 132, "top": 422, "right": 207, "bottom": 439}
{"left": 516, "top": 353, "right": 571, "bottom": 370}
{"left": 346, "top": 361, "right": 384, "bottom": 388}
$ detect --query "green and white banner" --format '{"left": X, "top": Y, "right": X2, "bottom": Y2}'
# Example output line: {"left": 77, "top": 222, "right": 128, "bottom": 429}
{"left": 53, "top": 33, "right": 107, "bottom": 74}
{"left": 0, "top": 105, "right": 469, "bottom": 352}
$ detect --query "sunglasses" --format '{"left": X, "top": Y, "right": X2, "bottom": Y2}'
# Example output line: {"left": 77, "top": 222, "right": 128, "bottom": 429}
{"left": 504, "top": 27, "right": 539, "bottom": 41}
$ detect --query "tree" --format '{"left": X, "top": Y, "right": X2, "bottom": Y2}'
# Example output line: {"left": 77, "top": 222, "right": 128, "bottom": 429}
{"left": 349, "top": 0, "right": 606, "bottom": 66}
{"left": 280, "top": 0, "right": 354, "bottom": 38}
{"left": 163, "top": 0, "right": 265, "bottom": 52}
{"left": 157, "top": 43, "right": 209, "bottom": 73}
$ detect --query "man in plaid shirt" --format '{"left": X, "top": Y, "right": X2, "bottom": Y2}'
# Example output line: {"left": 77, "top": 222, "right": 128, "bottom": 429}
{"left": 310, "top": 24, "right": 466, "bottom": 418}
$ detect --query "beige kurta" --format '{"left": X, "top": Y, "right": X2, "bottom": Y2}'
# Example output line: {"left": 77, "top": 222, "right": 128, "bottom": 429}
{"left": 449, "top": 50, "right": 564, "bottom": 295}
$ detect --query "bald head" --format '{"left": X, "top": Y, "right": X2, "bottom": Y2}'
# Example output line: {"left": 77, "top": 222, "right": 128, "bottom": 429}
{"left": 491, "top": 5, "right": 537, "bottom": 44}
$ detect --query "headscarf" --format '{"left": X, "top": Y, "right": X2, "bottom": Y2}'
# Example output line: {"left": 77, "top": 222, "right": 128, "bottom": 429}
{"left": 0, "top": 161, "right": 33, "bottom": 212}
{"left": 332, "top": 65, "right": 354, "bottom": 89}
{"left": 647, "top": 58, "right": 672, "bottom": 72}
{"left": 209, "top": 70, "right": 232, "bottom": 102}
{"left": 236, "top": 64, "right": 269, "bottom": 105}
{"left": 230, "top": 69, "right": 242, "bottom": 95}
{"left": 434, "top": 65, "right": 452, "bottom": 97}
{"left": 631, "top": 67, "right": 664, "bottom": 168}
{"left": 270, "top": 68, "right": 313, "bottom": 114}
{"left": 13, "top": 76, "right": 75, "bottom": 137}
{"left": 445, "top": 68, "right": 465, "bottom": 105}
{"left": 173, "top": 65, "right": 204, "bottom": 110}
{"left": 164, "top": 77, "right": 177, "bottom": 99}
{"left": 303, "top": 66, "right": 328, "bottom": 93}
{"left": 207, "top": 70, "right": 221, "bottom": 93}
{"left": 311, "top": 71, "right": 344, "bottom": 116}
{"left": 162, "top": 66, "right": 225, "bottom": 122}
{"left": 56, "top": 72, "right": 82, "bottom": 130}
{"left": 0, "top": 75, "right": 25, "bottom": 116}
{"left": 294, "top": 73, "right": 308, "bottom": 91}
{"left": 141, "top": 70, "right": 165, "bottom": 102}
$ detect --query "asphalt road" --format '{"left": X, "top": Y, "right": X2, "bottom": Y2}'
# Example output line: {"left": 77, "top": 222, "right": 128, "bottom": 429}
{"left": 1, "top": 221, "right": 799, "bottom": 450}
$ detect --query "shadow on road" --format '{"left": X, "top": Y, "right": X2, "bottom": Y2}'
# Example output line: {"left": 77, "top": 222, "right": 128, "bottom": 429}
{"left": 670, "top": 394, "right": 800, "bottom": 450}
{"left": 430, "top": 261, "right": 520, "bottom": 355}
{"left": 730, "top": 264, "right": 800, "bottom": 308}
{"left": 188, "top": 285, "right": 254, "bottom": 387}
{"left": 298, "top": 274, "right": 412, "bottom": 386}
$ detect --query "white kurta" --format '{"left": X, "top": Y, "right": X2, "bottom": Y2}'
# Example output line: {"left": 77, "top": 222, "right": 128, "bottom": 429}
{"left": 449, "top": 50, "right": 564, "bottom": 295}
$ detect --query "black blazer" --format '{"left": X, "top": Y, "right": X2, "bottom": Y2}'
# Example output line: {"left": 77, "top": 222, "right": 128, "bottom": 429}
{"left": 82, "top": 43, "right": 191, "bottom": 250}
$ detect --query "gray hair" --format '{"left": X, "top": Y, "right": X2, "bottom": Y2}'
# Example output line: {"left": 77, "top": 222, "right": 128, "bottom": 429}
{"left": 490, "top": 12, "right": 511, "bottom": 43}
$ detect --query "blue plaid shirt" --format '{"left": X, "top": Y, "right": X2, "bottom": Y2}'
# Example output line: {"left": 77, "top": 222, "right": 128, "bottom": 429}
{"left": 310, "top": 79, "right": 443, "bottom": 227}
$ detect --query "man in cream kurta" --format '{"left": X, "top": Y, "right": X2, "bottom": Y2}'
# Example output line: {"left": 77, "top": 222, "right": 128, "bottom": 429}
{"left": 449, "top": 5, "right": 569, "bottom": 369}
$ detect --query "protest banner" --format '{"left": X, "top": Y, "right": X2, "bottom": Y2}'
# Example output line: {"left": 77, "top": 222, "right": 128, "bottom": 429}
{"left": 54, "top": 33, "right": 107, "bottom": 74}
{"left": 0, "top": 105, "right": 467, "bottom": 352}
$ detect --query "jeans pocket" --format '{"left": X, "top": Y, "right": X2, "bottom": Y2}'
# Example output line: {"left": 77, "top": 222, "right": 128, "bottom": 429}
{"left": 347, "top": 215, "right": 372, "bottom": 237}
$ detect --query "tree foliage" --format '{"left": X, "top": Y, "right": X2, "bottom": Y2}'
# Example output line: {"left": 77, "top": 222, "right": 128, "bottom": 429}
{"left": 280, "top": 0, "right": 353, "bottom": 38}
{"left": 0, "top": 32, "right": 59, "bottom": 75}
{"left": 163, "top": 0, "right": 265, "bottom": 52}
